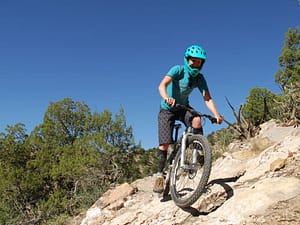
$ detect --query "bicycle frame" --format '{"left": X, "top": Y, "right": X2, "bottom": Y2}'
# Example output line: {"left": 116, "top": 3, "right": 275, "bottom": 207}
{"left": 175, "top": 106, "right": 216, "bottom": 170}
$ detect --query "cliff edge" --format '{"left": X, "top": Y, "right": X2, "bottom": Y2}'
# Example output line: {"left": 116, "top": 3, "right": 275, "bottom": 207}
{"left": 78, "top": 120, "right": 300, "bottom": 225}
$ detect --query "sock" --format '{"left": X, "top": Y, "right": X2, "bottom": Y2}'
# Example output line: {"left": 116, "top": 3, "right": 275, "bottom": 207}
{"left": 157, "top": 149, "right": 167, "bottom": 174}
{"left": 193, "top": 127, "right": 203, "bottom": 135}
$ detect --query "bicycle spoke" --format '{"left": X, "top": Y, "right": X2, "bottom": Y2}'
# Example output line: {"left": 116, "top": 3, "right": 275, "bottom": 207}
{"left": 173, "top": 146, "right": 205, "bottom": 200}
{"left": 170, "top": 135, "right": 212, "bottom": 207}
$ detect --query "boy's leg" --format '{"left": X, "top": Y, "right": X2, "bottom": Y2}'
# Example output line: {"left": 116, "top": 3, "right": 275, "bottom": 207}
{"left": 153, "top": 148, "right": 167, "bottom": 193}
{"left": 193, "top": 127, "right": 203, "bottom": 135}
{"left": 154, "top": 109, "right": 174, "bottom": 193}
{"left": 157, "top": 148, "right": 168, "bottom": 173}
{"left": 183, "top": 110, "right": 203, "bottom": 134}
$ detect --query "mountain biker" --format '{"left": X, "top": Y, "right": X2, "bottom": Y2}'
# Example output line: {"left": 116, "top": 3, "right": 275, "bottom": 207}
{"left": 153, "top": 45, "right": 223, "bottom": 193}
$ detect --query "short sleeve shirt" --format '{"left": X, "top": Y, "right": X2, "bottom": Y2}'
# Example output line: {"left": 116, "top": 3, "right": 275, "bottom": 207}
{"left": 160, "top": 65, "right": 209, "bottom": 110}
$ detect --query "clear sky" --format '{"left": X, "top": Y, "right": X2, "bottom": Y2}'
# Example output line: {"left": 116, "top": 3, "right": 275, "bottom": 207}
{"left": 0, "top": 1, "right": 299, "bottom": 149}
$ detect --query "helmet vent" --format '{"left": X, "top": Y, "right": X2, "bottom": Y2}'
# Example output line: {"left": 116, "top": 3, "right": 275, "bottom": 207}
{"left": 185, "top": 45, "right": 206, "bottom": 59}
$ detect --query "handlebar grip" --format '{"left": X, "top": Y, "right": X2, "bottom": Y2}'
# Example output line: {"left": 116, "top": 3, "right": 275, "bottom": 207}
{"left": 211, "top": 118, "right": 218, "bottom": 124}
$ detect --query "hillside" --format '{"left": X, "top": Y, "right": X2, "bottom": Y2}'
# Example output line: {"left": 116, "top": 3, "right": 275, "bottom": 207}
{"left": 77, "top": 120, "right": 300, "bottom": 225}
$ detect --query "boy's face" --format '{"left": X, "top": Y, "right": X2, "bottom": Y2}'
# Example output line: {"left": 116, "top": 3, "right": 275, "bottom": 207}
{"left": 188, "top": 57, "right": 203, "bottom": 68}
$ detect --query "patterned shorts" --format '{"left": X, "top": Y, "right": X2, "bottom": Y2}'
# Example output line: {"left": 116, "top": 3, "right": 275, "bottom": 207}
{"left": 158, "top": 107, "right": 193, "bottom": 146}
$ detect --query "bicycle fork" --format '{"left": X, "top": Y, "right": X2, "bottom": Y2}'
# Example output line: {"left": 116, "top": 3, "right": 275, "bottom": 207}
{"left": 180, "top": 132, "right": 188, "bottom": 168}
{"left": 180, "top": 131, "right": 201, "bottom": 169}
{"left": 180, "top": 131, "right": 196, "bottom": 168}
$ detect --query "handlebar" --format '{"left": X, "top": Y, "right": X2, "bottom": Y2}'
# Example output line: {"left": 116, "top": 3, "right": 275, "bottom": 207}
{"left": 172, "top": 104, "right": 218, "bottom": 124}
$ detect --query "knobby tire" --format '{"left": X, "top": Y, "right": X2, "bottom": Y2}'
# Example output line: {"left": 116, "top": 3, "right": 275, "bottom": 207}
{"left": 169, "top": 135, "right": 212, "bottom": 208}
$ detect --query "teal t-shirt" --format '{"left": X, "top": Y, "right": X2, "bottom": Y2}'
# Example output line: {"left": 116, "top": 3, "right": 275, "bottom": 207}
{"left": 160, "top": 65, "right": 209, "bottom": 110}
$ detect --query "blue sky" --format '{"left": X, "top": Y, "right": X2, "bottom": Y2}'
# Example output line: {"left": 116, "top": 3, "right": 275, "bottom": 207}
{"left": 0, "top": 0, "right": 299, "bottom": 149}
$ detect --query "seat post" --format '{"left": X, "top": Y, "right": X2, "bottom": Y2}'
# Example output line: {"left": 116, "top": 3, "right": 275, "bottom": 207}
{"left": 174, "top": 124, "right": 181, "bottom": 143}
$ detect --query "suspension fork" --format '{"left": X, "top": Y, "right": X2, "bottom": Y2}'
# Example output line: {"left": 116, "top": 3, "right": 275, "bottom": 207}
{"left": 179, "top": 114, "right": 194, "bottom": 168}
{"left": 180, "top": 132, "right": 187, "bottom": 168}
{"left": 180, "top": 130, "right": 193, "bottom": 168}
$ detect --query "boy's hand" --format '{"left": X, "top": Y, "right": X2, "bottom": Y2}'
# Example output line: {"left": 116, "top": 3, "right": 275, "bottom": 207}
{"left": 165, "top": 98, "right": 176, "bottom": 107}
{"left": 216, "top": 115, "right": 224, "bottom": 124}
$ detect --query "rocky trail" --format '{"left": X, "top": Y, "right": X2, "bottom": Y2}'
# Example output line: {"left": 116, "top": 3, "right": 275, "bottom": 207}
{"left": 77, "top": 120, "right": 300, "bottom": 225}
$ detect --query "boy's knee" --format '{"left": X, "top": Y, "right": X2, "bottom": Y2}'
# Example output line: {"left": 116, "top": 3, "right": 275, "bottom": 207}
{"left": 192, "top": 116, "right": 202, "bottom": 127}
{"left": 159, "top": 144, "right": 169, "bottom": 151}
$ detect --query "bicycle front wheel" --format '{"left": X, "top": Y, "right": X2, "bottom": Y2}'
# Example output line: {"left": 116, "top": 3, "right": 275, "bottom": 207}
{"left": 170, "top": 135, "right": 212, "bottom": 208}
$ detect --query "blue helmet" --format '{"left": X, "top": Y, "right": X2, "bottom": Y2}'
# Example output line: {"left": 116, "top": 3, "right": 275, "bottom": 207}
{"left": 184, "top": 45, "right": 206, "bottom": 77}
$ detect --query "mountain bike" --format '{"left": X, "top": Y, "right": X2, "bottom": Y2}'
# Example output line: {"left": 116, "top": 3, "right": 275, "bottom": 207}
{"left": 162, "top": 104, "right": 217, "bottom": 208}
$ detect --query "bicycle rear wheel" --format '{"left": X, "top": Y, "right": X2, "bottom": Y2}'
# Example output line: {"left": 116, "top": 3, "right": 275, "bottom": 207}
{"left": 170, "top": 135, "right": 212, "bottom": 208}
